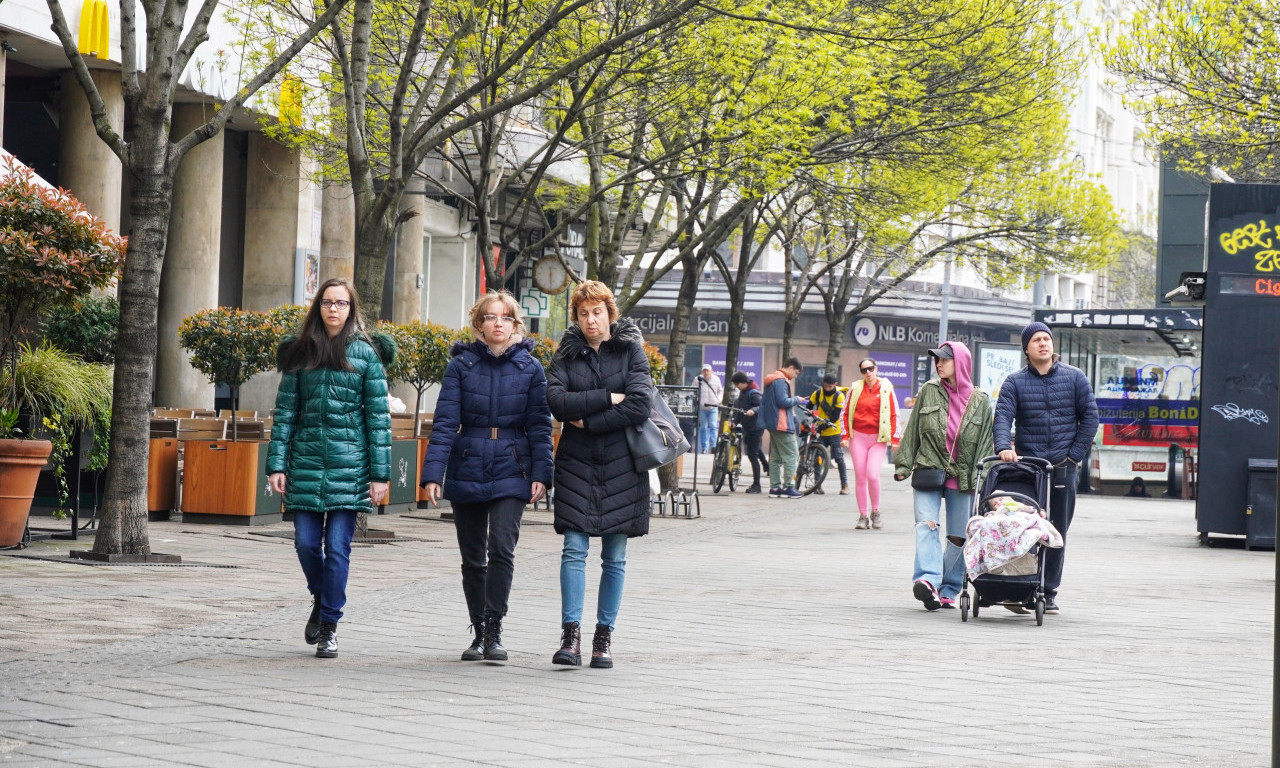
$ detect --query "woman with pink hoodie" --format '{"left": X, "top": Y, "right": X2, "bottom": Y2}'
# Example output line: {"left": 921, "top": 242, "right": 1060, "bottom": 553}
{"left": 892, "top": 341, "right": 993, "bottom": 611}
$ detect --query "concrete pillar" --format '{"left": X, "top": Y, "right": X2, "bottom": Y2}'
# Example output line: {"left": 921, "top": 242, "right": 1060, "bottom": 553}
{"left": 155, "top": 105, "right": 224, "bottom": 408}
{"left": 241, "top": 134, "right": 300, "bottom": 311}
{"left": 0, "top": 44, "right": 7, "bottom": 147}
{"left": 58, "top": 70, "right": 123, "bottom": 232}
{"left": 321, "top": 182, "right": 355, "bottom": 281}
{"left": 393, "top": 185, "right": 425, "bottom": 324}
{"left": 238, "top": 135, "right": 304, "bottom": 412}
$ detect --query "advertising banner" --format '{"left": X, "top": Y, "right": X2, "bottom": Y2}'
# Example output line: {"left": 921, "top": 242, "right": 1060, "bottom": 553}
{"left": 703, "top": 345, "right": 764, "bottom": 383}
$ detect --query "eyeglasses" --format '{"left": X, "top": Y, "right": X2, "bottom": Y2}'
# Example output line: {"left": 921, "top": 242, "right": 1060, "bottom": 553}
{"left": 860, "top": 366, "right": 876, "bottom": 373}
{"left": 320, "top": 299, "right": 350, "bottom": 309}
{"left": 482, "top": 314, "right": 516, "bottom": 325}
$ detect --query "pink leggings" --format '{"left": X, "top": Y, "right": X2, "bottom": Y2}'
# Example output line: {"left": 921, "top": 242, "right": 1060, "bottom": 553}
{"left": 848, "top": 431, "right": 888, "bottom": 517}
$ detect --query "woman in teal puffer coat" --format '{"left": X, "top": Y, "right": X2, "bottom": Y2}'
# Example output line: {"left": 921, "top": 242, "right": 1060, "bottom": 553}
{"left": 267, "top": 277, "right": 394, "bottom": 659}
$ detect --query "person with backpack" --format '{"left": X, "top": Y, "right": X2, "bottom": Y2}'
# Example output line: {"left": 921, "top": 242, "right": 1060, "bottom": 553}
{"left": 807, "top": 373, "right": 849, "bottom": 495}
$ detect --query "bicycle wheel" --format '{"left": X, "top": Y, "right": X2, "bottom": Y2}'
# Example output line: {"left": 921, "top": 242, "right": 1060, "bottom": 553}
{"left": 709, "top": 441, "right": 729, "bottom": 493}
{"left": 727, "top": 439, "right": 741, "bottom": 491}
{"left": 795, "top": 443, "right": 831, "bottom": 496}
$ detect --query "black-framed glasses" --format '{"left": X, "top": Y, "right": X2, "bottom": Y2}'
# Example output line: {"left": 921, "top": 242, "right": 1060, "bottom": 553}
{"left": 320, "top": 299, "right": 350, "bottom": 309}
{"left": 482, "top": 313, "right": 515, "bottom": 325}
{"left": 860, "top": 366, "right": 876, "bottom": 373}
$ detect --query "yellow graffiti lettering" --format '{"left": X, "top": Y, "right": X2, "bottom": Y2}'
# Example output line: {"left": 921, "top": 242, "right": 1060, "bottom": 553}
{"left": 1255, "top": 250, "right": 1280, "bottom": 272}
{"left": 1220, "top": 219, "right": 1274, "bottom": 255}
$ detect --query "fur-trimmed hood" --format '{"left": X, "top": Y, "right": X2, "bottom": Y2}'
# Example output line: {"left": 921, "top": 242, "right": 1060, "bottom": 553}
{"left": 276, "top": 331, "right": 397, "bottom": 370}
{"left": 555, "top": 317, "right": 645, "bottom": 360}
{"left": 450, "top": 335, "right": 532, "bottom": 360}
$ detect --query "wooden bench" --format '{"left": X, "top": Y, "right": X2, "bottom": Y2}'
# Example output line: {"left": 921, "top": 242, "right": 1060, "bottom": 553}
{"left": 176, "top": 418, "right": 227, "bottom": 442}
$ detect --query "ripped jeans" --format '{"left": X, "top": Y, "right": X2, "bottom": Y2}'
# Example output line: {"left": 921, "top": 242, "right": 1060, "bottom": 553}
{"left": 911, "top": 487, "right": 972, "bottom": 600}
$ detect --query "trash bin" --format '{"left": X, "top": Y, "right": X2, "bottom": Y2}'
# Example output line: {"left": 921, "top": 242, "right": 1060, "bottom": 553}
{"left": 1245, "top": 458, "right": 1276, "bottom": 551}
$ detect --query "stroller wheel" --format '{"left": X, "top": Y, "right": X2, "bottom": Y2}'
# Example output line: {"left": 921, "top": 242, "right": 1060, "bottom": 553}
{"left": 960, "top": 592, "right": 970, "bottom": 622}
{"left": 972, "top": 597, "right": 980, "bottom": 618}
{"left": 1035, "top": 598, "right": 1046, "bottom": 626}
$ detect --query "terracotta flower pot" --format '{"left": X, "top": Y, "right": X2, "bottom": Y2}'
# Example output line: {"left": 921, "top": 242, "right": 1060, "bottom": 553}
{"left": 0, "top": 438, "right": 53, "bottom": 547}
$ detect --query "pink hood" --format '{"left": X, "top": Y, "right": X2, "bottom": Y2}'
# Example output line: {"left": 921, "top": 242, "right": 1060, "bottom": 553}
{"left": 941, "top": 340, "right": 974, "bottom": 459}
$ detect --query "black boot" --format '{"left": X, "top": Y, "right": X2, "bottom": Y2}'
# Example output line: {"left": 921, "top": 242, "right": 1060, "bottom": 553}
{"left": 315, "top": 622, "right": 338, "bottom": 659}
{"left": 552, "top": 621, "right": 581, "bottom": 666}
{"left": 483, "top": 613, "right": 507, "bottom": 661}
{"left": 461, "top": 617, "right": 485, "bottom": 661}
{"left": 590, "top": 624, "right": 613, "bottom": 669}
{"left": 304, "top": 596, "right": 321, "bottom": 645}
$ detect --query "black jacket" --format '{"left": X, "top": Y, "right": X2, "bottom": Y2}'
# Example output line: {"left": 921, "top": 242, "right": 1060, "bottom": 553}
{"left": 546, "top": 318, "right": 652, "bottom": 537}
{"left": 733, "top": 382, "right": 763, "bottom": 435}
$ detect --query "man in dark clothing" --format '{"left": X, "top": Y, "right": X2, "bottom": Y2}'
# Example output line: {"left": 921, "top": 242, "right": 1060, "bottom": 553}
{"left": 993, "top": 321, "right": 1099, "bottom": 615}
{"left": 731, "top": 370, "right": 768, "bottom": 493}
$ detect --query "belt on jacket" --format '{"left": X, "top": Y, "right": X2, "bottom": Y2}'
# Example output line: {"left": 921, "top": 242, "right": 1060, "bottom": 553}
{"left": 457, "top": 426, "right": 524, "bottom": 439}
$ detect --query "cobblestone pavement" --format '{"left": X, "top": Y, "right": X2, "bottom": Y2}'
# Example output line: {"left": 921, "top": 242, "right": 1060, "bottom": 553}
{"left": 0, "top": 465, "right": 1271, "bottom": 767}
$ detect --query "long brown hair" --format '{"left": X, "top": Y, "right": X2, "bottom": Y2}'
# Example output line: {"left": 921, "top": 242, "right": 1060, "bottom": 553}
{"left": 279, "top": 278, "right": 367, "bottom": 372}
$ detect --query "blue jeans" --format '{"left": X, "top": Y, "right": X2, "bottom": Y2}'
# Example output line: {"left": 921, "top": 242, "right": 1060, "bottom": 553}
{"left": 698, "top": 407, "right": 718, "bottom": 453}
{"left": 912, "top": 488, "right": 972, "bottom": 600}
{"left": 560, "top": 531, "right": 627, "bottom": 630}
{"left": 293, "top": 509, "right": 358, "bottom": 624}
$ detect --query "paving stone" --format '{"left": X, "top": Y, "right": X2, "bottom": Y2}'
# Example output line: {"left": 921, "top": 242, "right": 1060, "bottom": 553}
{"left": 0, "top": 467, "right": 1270, "bottom": 767}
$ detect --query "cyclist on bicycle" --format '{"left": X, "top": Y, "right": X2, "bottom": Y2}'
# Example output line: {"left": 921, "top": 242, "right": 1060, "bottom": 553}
{"left": 730, "top": 370, "right": 768, "bottom": 494}
{"left": 806, "top": 373, "right": 849, "bottom": 495}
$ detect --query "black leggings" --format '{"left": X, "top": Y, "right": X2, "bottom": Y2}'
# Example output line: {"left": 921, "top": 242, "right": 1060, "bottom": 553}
{"left": 742, "top": 429, "right": 767, "bottom": 484}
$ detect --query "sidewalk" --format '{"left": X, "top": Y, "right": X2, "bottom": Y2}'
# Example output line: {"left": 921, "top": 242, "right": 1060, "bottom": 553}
{"left": 0, "top": 465, "right": 1271, "bottom": 767}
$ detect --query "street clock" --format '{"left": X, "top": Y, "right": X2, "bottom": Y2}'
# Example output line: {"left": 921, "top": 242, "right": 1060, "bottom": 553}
{"left": 532, "top": 256, "right": 570, "bottom": 295}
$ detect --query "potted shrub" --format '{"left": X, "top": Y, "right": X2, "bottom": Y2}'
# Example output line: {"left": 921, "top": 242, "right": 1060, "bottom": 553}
{"left": 175, "top": 306, "right": 299, "bottom": 522}
{"left": 0, "top": 157, "right": 124, "bottom": 546}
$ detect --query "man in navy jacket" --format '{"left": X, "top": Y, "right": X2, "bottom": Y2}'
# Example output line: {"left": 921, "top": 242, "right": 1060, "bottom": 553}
{"left": 993, "top": 322, "right": 1099, "bottom": 615}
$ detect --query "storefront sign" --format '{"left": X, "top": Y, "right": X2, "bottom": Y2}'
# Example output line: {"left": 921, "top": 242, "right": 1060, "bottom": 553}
{"left": 702, "top": 345, "right": 764, "bottom": 383}
{"left": 865, "top": 352, "right": 913, "bottom": 407}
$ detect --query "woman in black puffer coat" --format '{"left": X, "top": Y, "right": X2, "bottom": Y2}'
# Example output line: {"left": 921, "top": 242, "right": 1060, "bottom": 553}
{"left": 546, "top": 280, "right": 651, "bottom": 670}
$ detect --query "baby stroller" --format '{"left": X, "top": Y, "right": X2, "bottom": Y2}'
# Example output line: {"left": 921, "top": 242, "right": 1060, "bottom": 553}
{"left": 959, "top": 456, "right": 1054, "bottom": 626}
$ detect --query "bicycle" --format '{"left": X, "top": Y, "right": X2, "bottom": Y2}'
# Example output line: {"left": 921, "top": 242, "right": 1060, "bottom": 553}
{"left": 709, "top": 405, "right": 745, "bottom": 493}
{"left": 793, "top": 406, "right": 833, "bottom": 496}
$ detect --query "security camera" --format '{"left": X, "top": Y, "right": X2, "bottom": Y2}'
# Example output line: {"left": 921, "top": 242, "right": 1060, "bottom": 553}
{"left": 1165, "top": 272, "right": 1206, "bottom": 302}
{"left": 1, "top": 41, "right": 16, "bottom": 54}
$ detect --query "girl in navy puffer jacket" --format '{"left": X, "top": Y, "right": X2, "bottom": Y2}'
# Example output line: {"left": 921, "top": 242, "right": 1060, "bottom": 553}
{"left": 421, "top": 291, "right": 553, "bottom": 662}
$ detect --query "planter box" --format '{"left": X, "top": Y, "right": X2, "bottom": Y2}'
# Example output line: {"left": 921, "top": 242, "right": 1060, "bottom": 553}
{"left": 148, "top": 438, "right": 179, "bottom": 520}
{"left": 180, "top": 440, "right": 281, "bottom": 525}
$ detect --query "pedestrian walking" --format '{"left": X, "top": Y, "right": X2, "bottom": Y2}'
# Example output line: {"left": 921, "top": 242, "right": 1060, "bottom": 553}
{"left": 420, "top": 291, "right": 554, "bottom": 662}
{"left": 696, "top": 362, "right": 724, "bottom": 453}
{"left": 546, "top": 280, "right": 652, "bottom": 669}
{"left": 841, "top": 358, "right": 898, "bottom": 528}
{"left": 758, "top": 357, "right": 804, "bottom": 499}
{"left": 267, "top": 277, "right": 394, "bottom": 659}
{"left": 993, "top": 322, "right": 1099, "bottom": 615}
{"left": 730, "top": 370, "right": 768, "bottom": 493}
{"left": 893, "top": 341, "right": 992, "bottom": 611}
{"left": 806, "top": 373, "right": 849, "bottom": 495}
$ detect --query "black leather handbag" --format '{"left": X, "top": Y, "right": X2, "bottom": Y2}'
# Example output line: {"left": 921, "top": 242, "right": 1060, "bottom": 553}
{"left": 910, "top": 467, "right": 948, "bottom": 491}
{"left": 625, "top": 387, "right": 691, "bottom": 471}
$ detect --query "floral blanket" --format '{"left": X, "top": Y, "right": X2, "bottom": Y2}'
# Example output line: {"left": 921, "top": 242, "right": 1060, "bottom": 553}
{"left": 964, "top": 507, "right": 1063, "bottom": 578}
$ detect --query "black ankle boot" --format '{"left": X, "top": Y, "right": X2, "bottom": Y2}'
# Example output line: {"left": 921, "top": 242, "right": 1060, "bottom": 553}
{"left": 552, "top": 621, "right": 581, "bottom": 666}
{"left": 315, "top": 622, "right": 338, "bottom": 659}
{"left": 304, "top": 596, "right": 321, "bottom": 645}
{"left": 482, "top": 613, "right": 507, "bottom": 661}
{"left": 461, "top": 617, "right": 485, "bottom": 661}
{"left": 590, "top": 624, "right": 613, "bottom": 669}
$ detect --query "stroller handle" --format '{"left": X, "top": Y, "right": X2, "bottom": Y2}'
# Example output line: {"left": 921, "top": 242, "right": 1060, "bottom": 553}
{"left": 978, "top": 454, "right": 1053, "bottom": 470}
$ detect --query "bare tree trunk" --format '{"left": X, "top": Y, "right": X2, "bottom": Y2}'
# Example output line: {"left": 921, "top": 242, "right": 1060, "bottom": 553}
{"left": 353, "top": 200, "right": 397, "bottom": 314}
{"left": 825, "top": 311, "right": 845, "bottom": 372}
{"left": 92, "top": 154, "right": 172, "bottom": 555}
{"left": 656, "top": 252, "right": 702, "bottom": 492}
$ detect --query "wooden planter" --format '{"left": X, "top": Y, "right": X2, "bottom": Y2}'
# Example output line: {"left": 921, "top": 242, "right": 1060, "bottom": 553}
{"left": 0, "top": 439, "right": 53, "bottom": 547}
{"left": 148, "top": 438, "right": 179, "bottom": 521}
{"left": 180, "top": 440, "right": 281, "bottom": 525}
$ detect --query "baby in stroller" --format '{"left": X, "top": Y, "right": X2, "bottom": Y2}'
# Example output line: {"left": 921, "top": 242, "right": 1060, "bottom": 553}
{"left": 964, "top": 491, "right": 1063, "bottom": 578}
